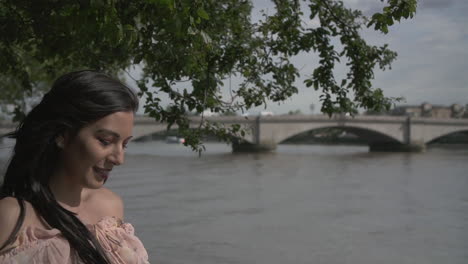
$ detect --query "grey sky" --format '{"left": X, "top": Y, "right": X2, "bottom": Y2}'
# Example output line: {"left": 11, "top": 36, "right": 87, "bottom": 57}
{"left": 130, "top": 0, "right": 468, "bottom": 115}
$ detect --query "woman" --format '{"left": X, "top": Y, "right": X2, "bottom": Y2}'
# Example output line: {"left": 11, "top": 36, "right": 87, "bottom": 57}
{"left": 0, "top": 71, "right": 149, "bottom": 263}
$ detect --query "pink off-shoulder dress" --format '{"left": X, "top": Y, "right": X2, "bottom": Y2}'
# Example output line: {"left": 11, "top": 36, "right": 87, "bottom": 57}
{"left": 0, "top": 216, "right": 149, "bottom": 264}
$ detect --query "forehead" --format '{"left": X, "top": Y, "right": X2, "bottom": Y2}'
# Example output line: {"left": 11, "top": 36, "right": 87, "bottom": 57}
{"left": 85, "top": 111, "right": 134, "bottom": 137}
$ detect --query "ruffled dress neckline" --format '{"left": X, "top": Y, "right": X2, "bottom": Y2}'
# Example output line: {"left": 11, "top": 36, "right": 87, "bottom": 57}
{"left": 0, "top": 216, "right": 149, "bottom": 264}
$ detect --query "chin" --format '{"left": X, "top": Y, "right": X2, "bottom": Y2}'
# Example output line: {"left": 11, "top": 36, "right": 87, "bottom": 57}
{"left": 84, "top": 176, "right": 106, "bottom": 189}
{"left": 82, "top": 169, "right": 108, "bottom": 189}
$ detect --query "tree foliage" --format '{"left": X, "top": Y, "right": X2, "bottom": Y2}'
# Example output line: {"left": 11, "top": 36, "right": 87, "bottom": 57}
{"left": 0, "top": 0, "right": 417, "bottom": 152}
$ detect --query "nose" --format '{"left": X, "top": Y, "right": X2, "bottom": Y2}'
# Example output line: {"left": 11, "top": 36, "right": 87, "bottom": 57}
{"left": 109, "top": 145, "right": 125, "bottom": 166}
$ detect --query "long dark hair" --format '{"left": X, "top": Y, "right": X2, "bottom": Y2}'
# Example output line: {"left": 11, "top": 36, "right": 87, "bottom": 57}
{"left": 0, "top": 70, "right": 139, "bottom": 263}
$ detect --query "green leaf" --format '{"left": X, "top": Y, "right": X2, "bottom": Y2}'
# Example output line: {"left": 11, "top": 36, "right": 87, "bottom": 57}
{"left": 386, "top": 16, "right": 394, "bottom": 26}
{"left": 200, "top": 30, "right": 212, "bottom": 44}
{"left": 197, "top": 8, "right": 209, "bottom": 20}
{"left": 382, "top": 25, "right": 389, "bottom": 34}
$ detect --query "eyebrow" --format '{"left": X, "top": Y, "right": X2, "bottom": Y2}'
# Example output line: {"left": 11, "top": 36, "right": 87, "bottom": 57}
{"left": 96, "top": 129, "right": 133, "bottom": 140}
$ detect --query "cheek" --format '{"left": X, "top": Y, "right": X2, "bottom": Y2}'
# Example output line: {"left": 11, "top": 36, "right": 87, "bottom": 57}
{"left": 81, "top": 141, "right": 107, "bottom": 164}
{"left": 67, "top": 140, "right": 105, "bottom": 167}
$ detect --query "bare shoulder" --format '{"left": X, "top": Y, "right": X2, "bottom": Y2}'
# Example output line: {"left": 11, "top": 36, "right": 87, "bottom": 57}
{"left": 0, "top": 197, "right": 21, "bottom": 250}
{"left": 86, "top": 188, "right": 124, "bottom": 220}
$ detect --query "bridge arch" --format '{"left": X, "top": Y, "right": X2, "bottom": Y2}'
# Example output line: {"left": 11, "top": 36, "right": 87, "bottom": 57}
{"left": 425, "top": 129, "right": 468, "bottom": 144}
{"left": 264, "top": 122, "right": 405, "bottom": 145}
{"left": 277, "top": 125, "right": 402, "bottom": 145}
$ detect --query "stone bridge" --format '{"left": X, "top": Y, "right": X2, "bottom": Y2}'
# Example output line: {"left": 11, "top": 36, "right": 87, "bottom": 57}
{"left": 223, "top": 115, "right": 468, "bottom": 152}
{"left": 1, "top": 115, "right": 468, "bottom": 152}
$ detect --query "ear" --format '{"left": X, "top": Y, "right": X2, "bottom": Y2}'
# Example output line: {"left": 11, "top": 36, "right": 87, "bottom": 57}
{"left": 55, "top": 132, "right": 70, "bottom": 149}
{"left": 55, "top": 135, "right": 65, "bottom": 149}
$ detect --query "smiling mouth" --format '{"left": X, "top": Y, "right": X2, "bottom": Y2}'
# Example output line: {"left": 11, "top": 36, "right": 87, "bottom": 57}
{"left": 93, "top": 167, "right": 111, "bottom": 180}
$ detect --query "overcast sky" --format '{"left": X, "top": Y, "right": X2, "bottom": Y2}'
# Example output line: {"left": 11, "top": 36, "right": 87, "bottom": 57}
{"left": 130, "top": 0, "right": 468, "bottom": 115}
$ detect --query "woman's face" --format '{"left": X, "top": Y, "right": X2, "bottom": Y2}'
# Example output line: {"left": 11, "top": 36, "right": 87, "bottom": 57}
{"left": 58, "top": 111, "right": 134, "bottom": 189}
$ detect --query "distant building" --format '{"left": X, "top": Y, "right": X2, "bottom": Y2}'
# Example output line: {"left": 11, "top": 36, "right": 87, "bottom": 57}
{"left": 260, "top": 111, "right": 274, "bottom": 116}
{"left": 389, "top": 103, "right": 465, "bottom": 118}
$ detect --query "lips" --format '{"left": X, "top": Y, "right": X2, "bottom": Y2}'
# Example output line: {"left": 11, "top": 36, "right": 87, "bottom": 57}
{"left": 93, "top": 166, "right": 111, "bottom": 180}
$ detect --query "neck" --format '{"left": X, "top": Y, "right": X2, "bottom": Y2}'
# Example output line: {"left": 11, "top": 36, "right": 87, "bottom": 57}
{"left": 49, "top": 169, "right": 84, "bottom": 213}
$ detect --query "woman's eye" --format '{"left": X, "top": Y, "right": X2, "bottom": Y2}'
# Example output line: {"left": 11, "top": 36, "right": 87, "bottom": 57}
{"left": 98, "top": 138, "right": 111, "bottom": 146}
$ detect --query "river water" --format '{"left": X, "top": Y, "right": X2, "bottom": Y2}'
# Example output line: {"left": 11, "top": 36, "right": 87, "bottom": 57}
{"left": 1, "top": 141, "right": 468, "bottom": 263}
